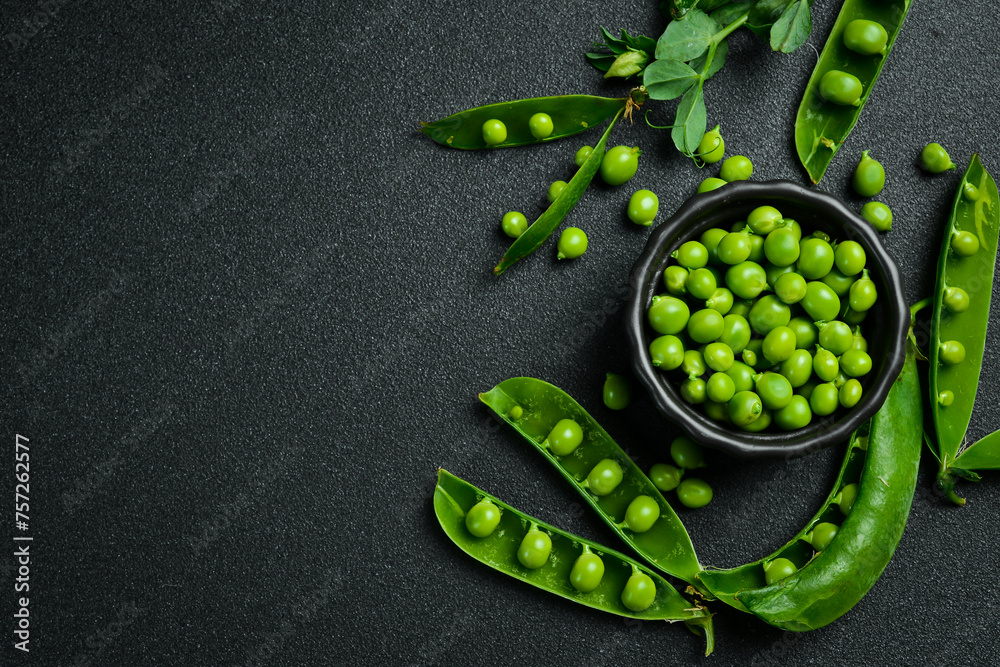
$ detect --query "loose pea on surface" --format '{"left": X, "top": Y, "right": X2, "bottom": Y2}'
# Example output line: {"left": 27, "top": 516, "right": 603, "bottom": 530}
{"left": 603, "top": 373, "right": 631, "bottom": 410}
{"left": 861, "top": 201, "right": 893, "bottom": 232}
{"left": 764, "top": 558, "right": 798, "bottom": 585}
{"left": 557, "top": 227, "right": 588, "bottom": 260}
{"left": 465, "top": 500, "right": 502, "bottom": 537}
{"left": 720, "top": 155, "right": 753, "bottom": 182}
{"left": 528, "top": 112, "right": 554, "bottom": 139}
{"left": 853, "top": 151, "right": 886, "bottom": 197}
{"left": 628, "top": 189, "right": 660, "bottom": 226}
{"left": 517, "top": 528, "right": 553, "bottom": 569}
{"left": 600, "top": 145, "right": 641, "bottom": 186}
{"left": 547, "top": 180, "right": 568, "bottom": 203}
{"left": 482, "top": 119, "right": 508, "bottom": 145}
{"left": 919, "top": 142, "right": 956, "bottom": 173}
{"left": 624, "top": 496, "right": 660, "bottom": 533}
{"left": 819, "top": 70, "right": 863, "bottom": 106}
{"left": 676, "top": 478, "right": 713, "bottom": 509}
{"left": 587, "top": 459, "right": 624, "bottom": 496}
{"left": 545, "top": 419, "right": 584, "bottom": 456}
{"left": 650, "top": 463, "right": 682, "bottom": 492}
{"left": 501, "top": 211, "right": 528, "bottom": 239}
{"left": 621, "top": 571, "right": 657, "bottom": 611}
{"left": 569, "top": 551, "right": 605, "bottom": 592}
{"left": 670, "top": 436, "right": 705, "bottom": 469}
{"left": 574, "top": 145, "right": 594, "bottom": 167}
{"left": 697, "top": 125, "right": 725, "bottom": 164}
{"left": 843, "top": 19, "right": 888, "bottom": 55}
{"left": 649, "top": 335, "right": 685, "bottom": 369}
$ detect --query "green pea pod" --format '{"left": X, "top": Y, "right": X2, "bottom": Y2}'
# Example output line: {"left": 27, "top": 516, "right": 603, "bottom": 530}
{"left": 930, "top": 155, "right": 1000, "bottom": 502}
{"left": 478, "top": 377, "right": 704, "bottom": 588}
{"left": 434, "top": 469, "right": 715, "bottom": 653}
{"left": 721, "top": 341, "right": 920, "bottom": 631}
{"left": 419, "top": 95, "right": 626, "bottom": 149}
{"left": 493, "top": 108, "right": 623, "bottom": 275}
{"left": 952, "top": 429, "right": 1000, "bottom": 471}
{"left": 794, "top": 0, "right": 913, "bottom": 183}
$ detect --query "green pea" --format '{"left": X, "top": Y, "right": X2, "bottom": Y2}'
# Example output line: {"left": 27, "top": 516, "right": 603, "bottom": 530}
{"left": 680, "top": 377, "right": 707, "bottom": 404}
{"left": 832, "top": 371, "right": 849, "bottom": 389}
{"left": 818, "top": 321, "right": 854, "bottom": 356}
{"left": 682, "top": 349, "right": 707, "bottom": 378}
{"left": 687, "top": 308, "right": 725, "bottom": 344}
{"left": 557, "top": 227, "right": 588, "bottom": 259}
{"left": 763, "top": 326, "right": 797, "bottom": 364}
{"left": 749, "top": 295, "right": 792, "bottom": 335}
{"left": 706, "top": 371, "right": 737, "bottom": 403}
{"left": 800, "top": 281, "right": 841, "bottom": 322}
{"left": 648, "top": 335, "right": 685, "bottom": 370}
{"left": 774, "top": 272, "right": 807, "bottom": 304}
{"left": 835, "top": 483, "right": 858, "bottom": 516}
{"left": 755, "top": 372, "right": 793, "bottom": 410}
{"left": 624, "top": 495, "right": 660, "bottom": 533}
{"left": 840, "top": 349, "right": 873, "bottom": 377}
{"left": 742, "top": 338, "right": 768, "bottom": 370}
{"left": 676, "top": 478, "right": 713, "bottom": 508}
{"left": 717, "top": 230, "right": 752, "bottom": 265}
{"left": 861, "top": 201, "right": 893, "bottom": 232}
{"left": 547, "top": 180, "right": 568, "bottom": 203}
{"left": 600, "top": 145, "right": 641, "bottom": 186}
{"left": 700, "top": 227, "right": 729, "bottom": 264}
{"left": 788, "top": 317, "right": 818, "bottom": 349}
{"left": 839, "top": 378, "right": 863, "bottom": 408}
{"left": 726, "top": 362, "right": 756, "bottom": 393}
{"left": 705, "top": 287, "right": 734, "bottom": 315}
{"left": 764, "top": 228, "right": 800, "bottom": 267}
{"left": 720, "top": 314, "right": 752, "bottom": 354}
{"left": 813, "top": 346, "right": 840, "bottom": 382}
{"left": 728, "top": 390, "right": 763, "bottom": 427}
{"left": 964, "top": 182, "right": 980, "bottom": 201}
{"left": 720, "top": 155, "right": 753, "bottom": 182}
{"left": 849, "top": 271, "right": 878, "bottom": 311}
{"left": 747, "top": 234, "right": 766, "bottom": 263}
{"left": 729, "top": 298, "right": 754, "bottom": 318}
{"left": 843, "top": 307, "right": 868, "bottom": 325}
{"left": 834, "top": 241, "right": 867, "bottom": 276}
{"left": 465, "top": 500, "right": 501, "bottom": 537}
{"left": 704, "top": 399, "right": 730, "bottom": 422}
{"left": 807, "top": 522, "right": 840, "bottom": 551}
{"left": 501, "top": 211, "right": 528, "bottom": 239}
{"left": 853, "top": 151, "right": 885, "bottom": 197}
{"left": 507, "top": 405, "right": 524, "bottom": 421}
{"left": 747, "top": 206, "right": 783, "bottom": 235}
{"left": 686, "top": 268, "right": 718, "bottom": 300}
{"left": 821, "top": 268, "right": 856, "bottom": 297}
{"left": 850, "top": 327, "right": 868, "bottom": 353}
{"left": 517, "top": 528, "right": 553, "bottom": 568}
{"left": 527, "top": 112, "right": 554, "bottom": 139}
{"left": 704, "top": 342, "right": 735, "bottom": 372}
{"left": 943, "top": 286, "right": 970, "bottom": 313}
{"left": 603, "top": 373, "right": 631, "bottom": 410}
{"left": 569, "top": 550, "right": 605, "bottom": 592}
{"left": 649, "top": 463, "right": 682, "bottom": 493}
{"left": 739, "top": 407, "right": 772, "bottom": 432}
{"left": 797, "top": 379, "right": 818, "bottom": 401}
{"left": 764, "top": 262, "right": 793, "bottom": 288}
{"left": 647, "top": 295, "right": 690, "bottom": 335}
{"left": 810, "top": 382, "right": 840, "bottom": 416}
{"left": 482, "top": 118, "right": 507, "bottom": 145}
{"left": 697, "top": 125, "right": 725, "bottom": 164}
{"left": 698, "top": 177, "right": 728, "bottom": 193}
{"left": 779, "top": 349, "right": 813, "bottom": 388}
{"left": 819, "top": 70, "right": 863, "bottom": 106}
{"left": 919, "top": 142, "right": 956, "bottom": 173}
{"left": 574, "top": 145, "right": 594, "bottom": 167}
{"left": 952, "top": 231, "right": 980, "bottom": 257}
{"left": 663, "top": 265, "right": 689, "bottom": 295}
{"left": 725, "top": 261, "right": 769, "bottom": 300}
{"left": 628, "top": 190, "right": 659, "bottom": 226}
{"left": 780, "top": 218, "right": 803, "bottom": 241}
{"left": 587, "top": 459, "right": 624, "bottom": 496}
{"left": 797, "top": 238, "right": 836, "bottom": 280}
{"left": 545, "top": 419, "right": 584, "bottom": 456}
{"left": 670, "top": 436, "right": 705, "bottom": 469}
{"left": 843, "top": 19, "right": 888, "bottom": 55}
{"left": 774, "top": 395, "right": 812, "bottom": 430}
{"left": 939, "top": 340, "right": 966, "bottom": 365}
{"left": 938, "top": 390, "right": 955, "bottom": 407}
{"left": 621, "top": 571, "right": 656, "bottom": 611}
{"left": 764, "top": 558, "right": 797, "bottom": 585}
{"left": 673, "top": 241, "right": 710, "bottom": 269}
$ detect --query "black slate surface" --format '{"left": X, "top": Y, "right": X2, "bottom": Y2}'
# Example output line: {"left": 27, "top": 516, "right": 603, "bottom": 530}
{"left": 3, "top": 1, "right": 1000, "bottom": 665}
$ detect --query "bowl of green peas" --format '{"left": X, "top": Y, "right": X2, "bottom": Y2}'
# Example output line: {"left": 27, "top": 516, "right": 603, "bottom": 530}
{"left": 625, "top": 180, "right": 909, "bottom": 458}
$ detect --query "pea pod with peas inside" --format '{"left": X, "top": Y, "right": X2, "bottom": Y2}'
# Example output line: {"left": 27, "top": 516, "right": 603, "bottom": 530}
{"left": 926, "top": 155, "right": 1000, "bottom": 504}
{"left": 699, "top": 336, "right": 921, "bottom": 629}
{"left": 794, "top": 0, "right": 914, "bottom": 183}
{"left": 433, "top": 469, "right": 716, "bottom": 652}
{"left": 478, "top": 377, "right": 704, "bottom": 587}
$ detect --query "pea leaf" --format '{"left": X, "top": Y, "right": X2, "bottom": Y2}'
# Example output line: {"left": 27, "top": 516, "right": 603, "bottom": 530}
{"left": 584, "top": 52, "right": 616, "bottom": 72}
{"left": 600, "top": 26, "right": 628, "bottom": 53}
{"left": 770, "top": 0, "right": 811, "bottom": 53}
{"left": 632, "top": 33, "right": 659, "bottom": 57}
{"left": 711, "top": 0, "right": 754, "bottom": 26}
{"left": 643, "top": 59, "right": 699, "bottom": 101}
{"left": 655, "top": 9, "right": 721, "bottom": 62}
{"left": 671, "top": 84, "right": 707, "bottom": 155}
{"left": 690, "top": 38, "right": 728, "bottom": 81}
{"left": 748, "top": 0, "right": 815, "bottom": 40}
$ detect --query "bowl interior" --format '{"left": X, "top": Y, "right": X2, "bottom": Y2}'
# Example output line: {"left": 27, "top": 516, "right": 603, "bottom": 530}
{"left": 627, "top": 181, "right": 908, "bottom": 459}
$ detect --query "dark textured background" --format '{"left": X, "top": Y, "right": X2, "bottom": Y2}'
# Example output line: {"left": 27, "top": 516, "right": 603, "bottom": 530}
{"left": 3, "top": 0, "right": 1000, "bottom": 665}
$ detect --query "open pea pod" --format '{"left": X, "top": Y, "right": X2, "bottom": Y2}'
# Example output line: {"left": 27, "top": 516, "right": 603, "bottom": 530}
{"left": 927, "top": 156, "right": 1000, "bottom": 501}
{"left": 434, "top": 468, "right": 714, "bottom": 654}
{"left": 703, "top": 341, "right": 920, "bottom": 631}
{"left": 419, "top": 95, "right": 626, "bottom": 149}
{"left": 794, "top": 0, "right": 913, "bottom": 183}
{"left": 478, "top": 377, "right": 704, "bottom": 588}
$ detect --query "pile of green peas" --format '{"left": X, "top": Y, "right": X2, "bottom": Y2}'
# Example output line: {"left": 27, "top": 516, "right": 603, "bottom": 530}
{"left": 649, "top": 437, "right": 713, "bottom": 509}
{"left": 646, "top": 205, "right": 880, "bottom": 432}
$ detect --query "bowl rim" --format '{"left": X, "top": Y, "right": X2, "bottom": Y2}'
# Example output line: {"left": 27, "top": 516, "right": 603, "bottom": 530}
{"left": 625, "top": 179, "right": 909, "bottom": 459}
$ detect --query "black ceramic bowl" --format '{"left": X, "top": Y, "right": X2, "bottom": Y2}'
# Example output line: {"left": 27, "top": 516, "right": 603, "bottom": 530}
{"left": 625, "top": 180, "right": 909, "bottom": 459}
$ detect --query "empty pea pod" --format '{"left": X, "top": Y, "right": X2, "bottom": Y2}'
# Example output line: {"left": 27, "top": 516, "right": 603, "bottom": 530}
{"left": 478, "top": 377, "right": 704, "bottom": 587}
{"left": 794, "top": 0, "right": 914, "bottom": 183}
{"left": 433, "top": 469, "right": 715, "bottom": 652}
{"left": 927, "top": 155, "right": 1000, "bottom": 503}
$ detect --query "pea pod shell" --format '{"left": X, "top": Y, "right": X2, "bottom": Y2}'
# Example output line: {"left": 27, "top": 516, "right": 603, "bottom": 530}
{"left": 733, "top": 342, "right": 921, "bottom": 631}
{"left": 930, "top": 155, "right": 999, "bottom": 464}
{"left": 419, "top": 95, "right": 626, "bottom": 149}
{"left": 493, "top": 109, "right": 623, "bottom": 275}
{"left": 794, "top": 0, "right": 913, "bottom": 183}
{"left": 433, "top": 469, "right": 712, "bottom": 626}
{"left": 478, "top": 377, "right": 703, "bottom": 587}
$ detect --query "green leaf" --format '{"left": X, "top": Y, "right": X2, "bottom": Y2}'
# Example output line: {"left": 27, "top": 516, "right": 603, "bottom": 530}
{"left": 655, "top": 9, "right": 721, "bottom": 62}
{"left": 584, "top": 52, "right": 616, "bottom": 72}
{"left": 747, "top": 0, "right": 789, "bottom": 37}
{"left": 770, "top": 0, "right": 811, "bottom": 53}
{"left": 600, "top": 26, "right": 627, "bottom": 52}
{"left": 690, "top": 38, "right": 728, "bottom": 81}
{"left": 712, "top": 0, "right": 754, "bottom": 26}
{"left": 952, "top": 429, "right": 1000, "bottom": 471}
{"left": 643, "top": 59, "right": 699, "bottom": 100}
{"left": 671, "top": 84, "right": 707, "bottom": 155}
{"left": 634, "top": 34, "right": 659, "bottom": 56}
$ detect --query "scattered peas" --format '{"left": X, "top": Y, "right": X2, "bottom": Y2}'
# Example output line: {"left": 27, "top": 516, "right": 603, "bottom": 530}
{"left": 670, "top": 437, "right": 705, "bottom": 469}
{"left": 547, "top": 180, "right": 568, "bottom": 203}
{"left": 861, "top": 201, "right": 892, "bottom": 232}
{"left": 574, "top": 145, "right": 594, "bottom": 167}
{"left": 628, "top": 189, "right": 660, "bottom": 226}
{"left": 853, "top": 150, "right": 886, "bottom": 197}
{"left": 603, "top": 373, "right": 631, "bottom": 410}
{"left": 676, "top": 478, "right": 713, "bottom": 508}
{"left": 528, "top": 112, "right": 554, "bottom": 139}
{"left": 919, "top": 142, "right": 956, "bottom": 173}
{"left": 557, "top": 227, "right": 588, "bottom": 260}
{"left": 482, "top": 118, "right": 507, "bottom": 145}
{"left": 720, "top": 155, "right": 753, "bottom": 182}
{"left": 501, "top": 211, "right": 528, "bottom": 239}
{"left": 600, "top": 145, "right": 641, "bottom": 186}
{"left": 697, "top": 125, "right": 725, "bottom": 164}
{"left": 649, "top": 463, "right": 682, "bottom": 492}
